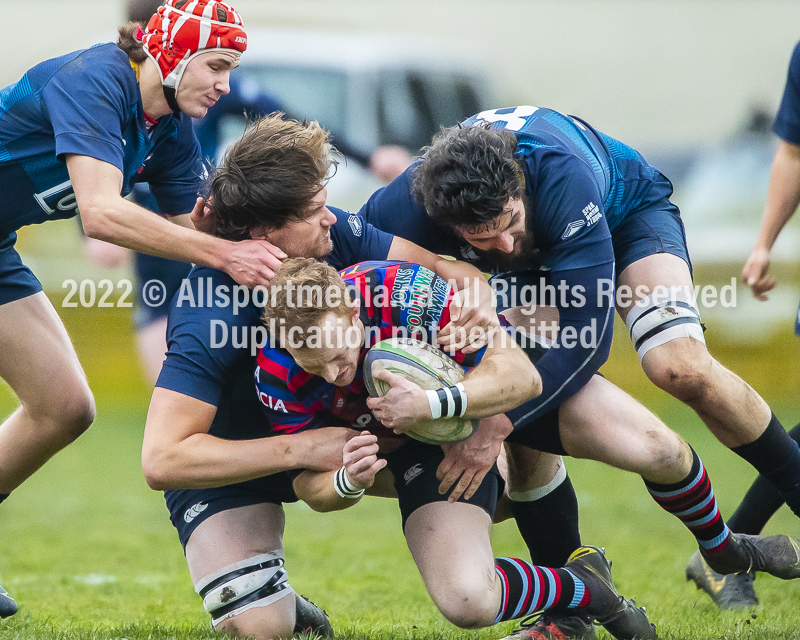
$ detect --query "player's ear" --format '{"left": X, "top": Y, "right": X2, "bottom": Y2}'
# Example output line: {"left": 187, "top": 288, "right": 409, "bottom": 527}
{"left": 350, "top": 297, "right": 361, "bottom": 323}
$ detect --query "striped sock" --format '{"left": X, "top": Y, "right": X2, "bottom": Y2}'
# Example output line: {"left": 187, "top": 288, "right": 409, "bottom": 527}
{"left": 494, "top": 557, "right": 590, "bottom": 623}
{"left": 644, "top": 448, "right": 731, "bottom": 554}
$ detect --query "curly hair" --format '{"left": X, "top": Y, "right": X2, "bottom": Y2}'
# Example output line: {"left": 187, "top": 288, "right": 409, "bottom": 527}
{"left": 207, "top": 114, "right": 336, "bottom": 241}
{"left": 412, "top": 125, "right": 523, "bottom": 230}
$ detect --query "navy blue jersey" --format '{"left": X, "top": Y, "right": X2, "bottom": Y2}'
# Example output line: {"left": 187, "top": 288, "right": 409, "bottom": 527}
{"left": 255, "top": 261, "right": 484, "bottom": 436}
{"left": 774, "top": 41, "right": 800, "bottom": 145}
{"left": 155, "top": 208, "right": 394, "bottom": 440}
{"left": 0, "top": 43, "right": 205, "bottom": 235}
{"left": 357, "top": 106, "right": 680, "bottom": 420}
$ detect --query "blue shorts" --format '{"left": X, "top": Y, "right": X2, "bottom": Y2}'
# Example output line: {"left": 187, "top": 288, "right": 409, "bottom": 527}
{"left": 165, "top": 472, "right": 299, "bottom": 549}
{"left": 133, "top": 252, "right": 191, "bottom": 330}
{"left": 611, "top": 201, "right": 693, "bottom": 277}
{"left": 0, "top": 232, "right": 43, "bottom": 306}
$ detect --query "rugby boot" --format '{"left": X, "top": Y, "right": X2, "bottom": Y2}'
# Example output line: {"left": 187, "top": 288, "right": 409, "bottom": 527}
{"left": 499, "top": 610, "right": 596, "bottom": 639}
{"left": 685, "top": 550, "right": 758, "bottom": 609}
{"left": 700, "top": 533, "right": 800, "bottom": 580}
{"left": 0, "top": 584, "right": 17, "bottom": 618}
{"left": 294, "top": 593, "right": 334, "bottom": 638}
{"left": 564, "top": 546, "right": 658, "bottom": 640}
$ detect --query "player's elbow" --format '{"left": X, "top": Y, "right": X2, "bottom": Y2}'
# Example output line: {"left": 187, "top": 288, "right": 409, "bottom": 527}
{"left": 79, "top": 200, "right": 121, "bottom": 242}
{"left": 141, "top": 445, "right": 176, "bottom": 491}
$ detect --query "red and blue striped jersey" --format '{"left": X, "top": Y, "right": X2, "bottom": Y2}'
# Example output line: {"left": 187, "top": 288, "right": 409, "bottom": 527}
{"left": 255, "top": 261, "right": 486, "bottom": 436}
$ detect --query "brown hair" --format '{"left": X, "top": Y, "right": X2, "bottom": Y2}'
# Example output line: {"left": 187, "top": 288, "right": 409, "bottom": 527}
{"left": 117, "top": 22, "right": 148, "bottom": 64}
{"left": 262, "top": 258, "right": 352, "bottom": 347}
{"left": 208, "top": 115, "right": 336, "bottom": 241}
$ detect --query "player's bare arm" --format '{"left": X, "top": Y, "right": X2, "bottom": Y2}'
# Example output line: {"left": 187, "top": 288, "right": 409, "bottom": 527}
{"left": 142, "top": 387, "right": 351, "bottom": 490}
{"left": 742, "top": 140, "right": 800, "bottom": 299}
{"left": 67, "top": 154, "right": 285, "bottom": 288}
{"left": 293, "top": 431, "right": 387, "bottom": 512}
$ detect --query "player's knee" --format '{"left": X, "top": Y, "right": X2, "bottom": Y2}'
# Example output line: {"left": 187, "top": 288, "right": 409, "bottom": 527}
{"left": 432, "top": 583, "right": 496, "bottom": 629}
{"left": 28, "top": 386, "right": 96, "bottom": 443}
{"left": 642, "top": 428, "right": 688, "bottom": 477}
{"left": 644, "top": 348, "right": 713, "bottom": 405}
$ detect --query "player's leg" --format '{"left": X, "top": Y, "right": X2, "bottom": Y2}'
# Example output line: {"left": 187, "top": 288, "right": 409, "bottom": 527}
{"left": 617, "top": 251, "right": 800, "bottom": 518}
{"left": 392, "top": 440, "right": 655, "bottom": 637}
{"left": 185, "top": 504, "right": 297, "bottom": 639}
{"left": 499, "top": 305, "right": 583, "bottom": 567}
{"left": 558, "top": 375, "right": 800, "bottom": 580}
{"left": 0, "top": 291, "right": 95, "bottom": 494}
{"left": 167, "top": 475, "right": 330, "bottom": 639}
{"left": 684, "top": 420, "right": 800, "bottom": 609}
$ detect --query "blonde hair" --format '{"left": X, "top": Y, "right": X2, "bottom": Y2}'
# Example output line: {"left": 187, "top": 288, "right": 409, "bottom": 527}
{"left": 263, "top": 258, "right": 353, "bottom": 347}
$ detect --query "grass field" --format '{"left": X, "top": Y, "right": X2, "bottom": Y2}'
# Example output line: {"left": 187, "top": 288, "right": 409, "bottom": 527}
{"left": 0, "top": 302, "right": 799, "bottom": 640}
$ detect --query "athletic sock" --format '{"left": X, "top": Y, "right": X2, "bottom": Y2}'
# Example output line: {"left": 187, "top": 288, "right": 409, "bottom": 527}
{"left": 644, "top": 448, "right": 731, "bottom": 554}
{"left": 509, "top": 464, "right": 582, "bottom": 567}
{"left": 0, "top": 494, "right": 7, "bottom": 505}
{"left": 727, "top": 421, "right": 800, "bottom": 534}
{"left": 731, "top": 413, "right": 800, "bottom": 519}
{"left": 494, "top": 557, "right": 590, "bottom": 623}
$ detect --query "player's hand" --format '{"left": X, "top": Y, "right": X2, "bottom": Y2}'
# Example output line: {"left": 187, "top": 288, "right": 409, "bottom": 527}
{"left": 742, "top": 247, "right": 776, "bottom": 301}
{"left": 342, "top": 431, "right": 387, "bottom": 490}
{"left": 221, "top": 238, "right": 287, "bottom": 288}
{"left": 439, "top": 278, "right": 499, "bottom": 354}
{"left": 437, "top": 414, "right": 512, "bottom": 502}
{"left": 190, "top": 196, "right": 217, "bottom": 235}
{"left": 297, "top": 427, "right": 358, "bottom": 472}
{"left": 366, "top": 370, "right": 429, "bottom": 430}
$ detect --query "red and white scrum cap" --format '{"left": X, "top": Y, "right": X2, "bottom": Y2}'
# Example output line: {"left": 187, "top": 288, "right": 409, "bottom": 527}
{"left": 142, "top": 0, "right": 247, "bottom": 93}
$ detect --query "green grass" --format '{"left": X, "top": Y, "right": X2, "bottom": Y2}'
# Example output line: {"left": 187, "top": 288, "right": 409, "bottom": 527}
{"left": 0, "top": 303, "right": 799, "bottom": 639}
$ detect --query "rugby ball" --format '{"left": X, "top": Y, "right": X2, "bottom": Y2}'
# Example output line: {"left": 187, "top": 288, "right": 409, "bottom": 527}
{"left": 364, "top": 337, "right": 478, "bottom": 444}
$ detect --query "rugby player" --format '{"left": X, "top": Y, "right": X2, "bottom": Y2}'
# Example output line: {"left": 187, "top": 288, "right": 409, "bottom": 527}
{"left": 686, "top": 39, "right": 800, "bottom": 609}
{"left": 358, "top": 108, "right": 800, "bottom": 635}
{"left": 255, "top": 257, "right": 657, "bottom": 640}
{"left": 264, "top": 258, "right": 800, "bottom": 640}
{"left": 141, "top": 113, "right": 499, "bottom": 638}
{"left": 0, "top": 0, "right": 277, "bottom": 617}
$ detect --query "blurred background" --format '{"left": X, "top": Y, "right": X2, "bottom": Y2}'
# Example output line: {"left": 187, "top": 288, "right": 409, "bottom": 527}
{"left": 1, "top": 0, "right": 799, "bottom": 402}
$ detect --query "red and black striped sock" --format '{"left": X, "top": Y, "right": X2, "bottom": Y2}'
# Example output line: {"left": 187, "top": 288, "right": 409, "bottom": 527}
{"left": 644, "top": 448, "right": 731, "bottom": 554}
{"left": 494, "top": 557, "right": 590, "bottom": 623}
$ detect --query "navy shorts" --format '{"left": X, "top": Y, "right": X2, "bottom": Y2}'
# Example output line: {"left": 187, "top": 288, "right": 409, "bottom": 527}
{"left": 611, "top": 201, "right": 693, "bottom": 278}
{"left": 0, "top": 232, "right": 43, "bottom": 306}
{"left": 165, "top": 472, "right": 299, "bottom": 549}
{"left": 384, "top": 438, "right": 504, "bottom": 529}
{"left": 133, "top": 252, "right": 192, "bottom": 330}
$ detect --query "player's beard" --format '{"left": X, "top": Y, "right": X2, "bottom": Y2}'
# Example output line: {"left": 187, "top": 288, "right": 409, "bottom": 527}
{"left": 481, "top": 230, "right": 540, "bottom": 271}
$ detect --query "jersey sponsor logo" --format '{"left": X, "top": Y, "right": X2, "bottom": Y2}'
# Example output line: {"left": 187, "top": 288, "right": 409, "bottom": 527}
{"left": 582, "top": 202, "right": 602, "bottom": 225}
{"left": 404, "top": 463, "right": 424, "bottom": 485}
{"left": 561, "top": 219, "right": 586, "bottom": 239}
{"left": 347, "top": 214, "right": 363, "bottom": 237}
{"left": 34, "top": 180, "right": 78, "bottom": 216}
{"left": 235, "top": 36, "right": 247, "bottom": 44}
{"left": 184, "top": 501, "right": 208, "bottom": 523}
{"left": 258, "top": 390, "right": 288, "bottom": 413}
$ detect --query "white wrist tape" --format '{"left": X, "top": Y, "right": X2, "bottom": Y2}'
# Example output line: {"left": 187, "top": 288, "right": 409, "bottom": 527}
{"left": 425, "top": 382, "right": 468, "bottom": 419}
{"left": 333, "top": 466, "right": 364, "bottom": 499}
